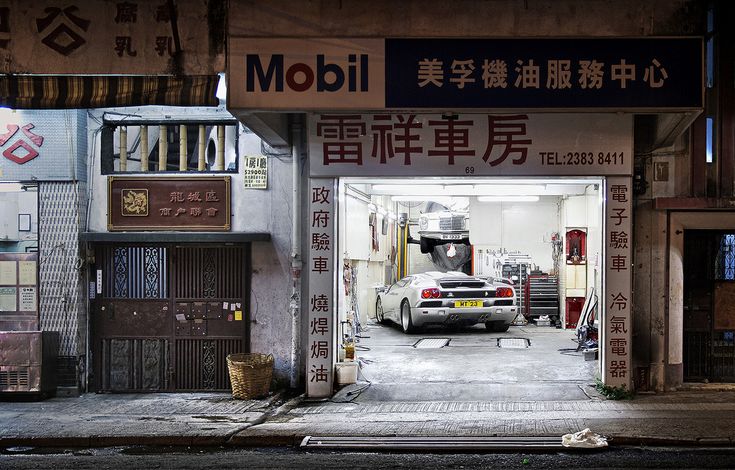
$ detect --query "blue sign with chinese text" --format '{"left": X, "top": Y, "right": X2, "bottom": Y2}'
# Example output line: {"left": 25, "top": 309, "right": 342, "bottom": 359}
{"left": 385, "top": 38, "right": 702, "bottom": 109}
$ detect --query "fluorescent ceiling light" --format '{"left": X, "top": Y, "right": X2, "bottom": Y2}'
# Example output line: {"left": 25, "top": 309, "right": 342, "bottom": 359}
{"left": 216, "top": 72, "right": 227, "bottom": 101}
{"left": 373, "top": 184, "right": 444, "bottom": 193}
{"left": 0, "top": 183, "right": 24, "bottom": 192}
{"left": 474, "top": 185, "right": 545, "bottom": 195}
{"left": 443, "top": 185, "right": 474, "bottom": 195}
{"left": 477, "top": 196, "right": 540, "bottom": 202}
{"left": 391, "top": 195, "right": 455, "bottom": 204}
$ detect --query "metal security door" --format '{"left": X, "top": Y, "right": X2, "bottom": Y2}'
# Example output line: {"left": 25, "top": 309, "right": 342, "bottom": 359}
{"left": 93, "top": 244, "right": 249, "bottom": 392}
{"left": 171, "top": 245, "right": 248, "bottom": 390}
{"left": 683, "top": 231, "right": 735, "bottom": 382}
{"left": 93, "top": 245, "right": 170, "bottom": 391}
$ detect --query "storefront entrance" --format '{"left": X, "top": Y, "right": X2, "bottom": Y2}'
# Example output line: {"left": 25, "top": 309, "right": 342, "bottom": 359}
{"left": 91, "top": 244, "right": 250, "bottom": 392}
{"left": 305, "top": 112, "right": 634, "bottom": 398}
{"left": 683, "top": 230, "right": 735, "bottom": 382}
{"left": 335, "top": 177, "right": 602, "bottom": 400}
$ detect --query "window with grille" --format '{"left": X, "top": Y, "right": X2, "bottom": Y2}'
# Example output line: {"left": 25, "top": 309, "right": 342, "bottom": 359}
{"left": 100, "top": 245, "right": 168, "bottom": 299}
{"left": 715, "top": 234, "right": 735, "bottom": 281}
{"left": 101, "top": 121, "right": 240, "bottom": 174}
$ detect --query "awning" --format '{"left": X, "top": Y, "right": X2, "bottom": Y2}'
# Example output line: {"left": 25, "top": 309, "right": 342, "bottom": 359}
{"left": 79, "top": 232, "right": 271, "bottom": 243}
{"left": 0, "top": 75, "right": 220, "bottom": 109}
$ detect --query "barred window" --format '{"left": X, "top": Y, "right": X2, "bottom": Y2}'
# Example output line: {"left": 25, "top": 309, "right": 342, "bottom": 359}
{"left": 715, "top": 234, "right": 735, "bottom": 281}
{"left": 101, "top": 121, "right": 240, "bottom": 174}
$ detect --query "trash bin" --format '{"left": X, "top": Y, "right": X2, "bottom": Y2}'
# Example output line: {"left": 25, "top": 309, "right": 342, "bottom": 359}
{"left": 226, "top": 353, "right": 273, "bottom": 399}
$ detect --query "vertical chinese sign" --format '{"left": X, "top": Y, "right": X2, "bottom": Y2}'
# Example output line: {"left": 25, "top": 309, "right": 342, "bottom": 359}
{"left": 307, "top": 178, "right": 336, "bottom": 397}
{"left": 604, "top": 177, "right": 633, "bottom": 389}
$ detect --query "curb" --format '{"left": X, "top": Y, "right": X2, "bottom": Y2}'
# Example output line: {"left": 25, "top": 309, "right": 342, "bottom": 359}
{"left": 0, "top": 435, "right": 232, "bottom": 448}
{"left": 2, "top": 434, "right": 734, "bottom": 450}
{"left": 610, "top": 436, "right": 734, "bottom": 448}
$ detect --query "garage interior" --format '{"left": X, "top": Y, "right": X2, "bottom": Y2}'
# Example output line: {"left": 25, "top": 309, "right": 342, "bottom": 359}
{"left": 335, "top": 178, "right": 604, "bottom": 401}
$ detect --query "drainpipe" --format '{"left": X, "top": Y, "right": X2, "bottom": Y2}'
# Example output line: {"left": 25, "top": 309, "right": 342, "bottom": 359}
{"left": 289, "top": 116, "right": 303, "bottom": 389}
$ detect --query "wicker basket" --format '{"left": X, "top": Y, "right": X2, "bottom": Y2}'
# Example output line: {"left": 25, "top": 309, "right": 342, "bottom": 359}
{"left": 226, "top": 353, "right": 274, "bottom": 400}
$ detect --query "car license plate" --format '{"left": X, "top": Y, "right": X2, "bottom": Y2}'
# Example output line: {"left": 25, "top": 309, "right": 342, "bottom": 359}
{"left": 454, "top": 300, "right": 482, "bottom": 308}
{"left": 441, "top": 234, "right": 463, "bottom": 240}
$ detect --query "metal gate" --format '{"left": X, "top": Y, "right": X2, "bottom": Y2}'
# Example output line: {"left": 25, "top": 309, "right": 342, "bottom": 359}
{"left": 683, "top": 231, "right": 735, "bottom": 382}
{"left": 92, "top": 244, "right": 249, "bottom": 392}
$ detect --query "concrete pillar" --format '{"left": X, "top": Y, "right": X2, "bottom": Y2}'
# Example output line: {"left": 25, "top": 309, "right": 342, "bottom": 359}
{"left": 667, "top": 215, "right": 684, "bottom": 389}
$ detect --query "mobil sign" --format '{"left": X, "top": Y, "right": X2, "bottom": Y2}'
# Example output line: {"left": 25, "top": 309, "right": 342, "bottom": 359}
{"left": 228, "top": 38, "right": 385, "bottom": 110}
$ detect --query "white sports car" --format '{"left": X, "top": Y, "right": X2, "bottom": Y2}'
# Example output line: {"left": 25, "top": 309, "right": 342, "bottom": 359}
{"left": 376, "top": 271, "right": 517, "bottom": 333}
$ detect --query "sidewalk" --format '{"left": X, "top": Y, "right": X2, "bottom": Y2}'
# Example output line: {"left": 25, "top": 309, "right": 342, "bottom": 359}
{"left": 229, "top": 387, "right": 735, "bottom": 447}
{"left": 1, "top": 389, "right": 735, "bottom": 448}
{"left": 0, "top": 391, "right": 289, "bottom": 447}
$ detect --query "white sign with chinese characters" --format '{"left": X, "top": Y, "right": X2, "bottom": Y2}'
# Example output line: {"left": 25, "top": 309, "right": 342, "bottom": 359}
{"left": 243, "top": 156, "right": 268, "bottom": 189}
{"left": 308, "top": 113, "right": 632, "bottom": 177}
{"left": 307, "top": 178, "right": 336, "bottom": 398}
{"left": 19, "top": 286, "right": 36, "bottom": 311}
{"left": 603, "top": 177, "right": 633, "bottom": 389}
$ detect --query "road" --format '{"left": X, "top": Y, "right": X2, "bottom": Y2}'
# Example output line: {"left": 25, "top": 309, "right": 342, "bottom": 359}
{"left": 2, "top": 446, "right": 735, "bottom": 469}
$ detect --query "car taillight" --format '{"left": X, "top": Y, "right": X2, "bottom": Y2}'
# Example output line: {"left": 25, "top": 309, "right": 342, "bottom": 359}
{"left": 496, "top": 287, "right": 514, "bottom": 298}
{"left": 421, "top": 288, "right": 441, "bottom": 299}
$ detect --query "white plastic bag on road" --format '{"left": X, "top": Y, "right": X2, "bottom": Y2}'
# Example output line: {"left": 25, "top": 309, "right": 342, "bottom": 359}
{"left": 561, "top": 428, "right": 608, "bottom": 448}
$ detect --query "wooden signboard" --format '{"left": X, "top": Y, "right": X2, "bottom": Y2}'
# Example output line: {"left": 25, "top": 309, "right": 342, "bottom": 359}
{"left": 108, "top": 176, "right": 231, "bottom": 231}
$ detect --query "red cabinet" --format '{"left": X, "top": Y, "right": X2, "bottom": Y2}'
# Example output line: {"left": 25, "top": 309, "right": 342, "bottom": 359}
{"left": 565, "top": 297, "right": 585, "bottom": 329}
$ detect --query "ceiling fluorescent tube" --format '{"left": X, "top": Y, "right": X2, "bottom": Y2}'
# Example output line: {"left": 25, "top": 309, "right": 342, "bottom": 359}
{"left": 477, "top": 196, "right": 540, "bottom": 202}
{"left": 475, "top": 184, "right": 545, "bottom": 195}
{"left": 372, "top": 184, "right": 444, "bottom": 194}
{"left": 391, "top": 195, "right": 455, "bottom": 205}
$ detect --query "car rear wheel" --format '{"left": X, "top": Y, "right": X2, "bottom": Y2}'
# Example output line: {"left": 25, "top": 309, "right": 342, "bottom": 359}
{"left": 400, "top": 300, "right": 416, "bottom": 333}
{"left": 485, "top": 321, "right": 510, "bottom": 332}
{"left": 376, "top": 298, "right": 386, "bottom": 324}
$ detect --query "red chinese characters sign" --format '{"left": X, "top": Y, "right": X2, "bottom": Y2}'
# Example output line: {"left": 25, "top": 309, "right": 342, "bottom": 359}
{"left": 604, "top": 176, "right": 633, "bottom": 389}
{"left": 0, "top": 123, "right": 43, "bottom": 164}
{"left": 107, "top": 176, "right": 230, "bottom": 231}
{"left": 309, "top": 113, "right": 632, "bottom": 177}
{"left": 307, "top": 178, "right": 335, "bottom": 398}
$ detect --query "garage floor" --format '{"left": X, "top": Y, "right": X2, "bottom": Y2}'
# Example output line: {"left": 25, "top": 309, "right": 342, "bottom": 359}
{"left": 347, "top": 321, "right": 598, "bottom": 402}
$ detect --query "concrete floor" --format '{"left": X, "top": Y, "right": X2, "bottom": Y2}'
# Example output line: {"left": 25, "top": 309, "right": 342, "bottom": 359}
{"left": 349, "top": 320, "right": 598, "bottom": 402}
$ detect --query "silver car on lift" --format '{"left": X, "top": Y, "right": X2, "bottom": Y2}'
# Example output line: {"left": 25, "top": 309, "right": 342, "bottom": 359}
{"left": 375, "top": 271, "right": 517, "bottom": 333}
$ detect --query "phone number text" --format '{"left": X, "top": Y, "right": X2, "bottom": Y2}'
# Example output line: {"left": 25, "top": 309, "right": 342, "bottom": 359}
{"left": 540, "top": 152, "right": 625, "bottom": 166}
